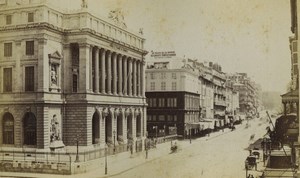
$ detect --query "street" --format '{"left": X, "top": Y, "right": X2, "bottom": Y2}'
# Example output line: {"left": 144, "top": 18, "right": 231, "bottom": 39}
{"left": 113, "top": 117, "right": 270, "bottom": 178}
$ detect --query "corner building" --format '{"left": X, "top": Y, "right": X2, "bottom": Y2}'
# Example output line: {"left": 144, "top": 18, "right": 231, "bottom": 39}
{"left": 0, "top": 0, "right": 147, "bottom": 152}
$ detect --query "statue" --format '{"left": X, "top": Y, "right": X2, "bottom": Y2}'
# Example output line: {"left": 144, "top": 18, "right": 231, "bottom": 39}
{"left": 81, "top": 0, "right": 88, "bottom": 9}
{"left": 50, "top": 65, "right": 57, "bottom": 85}
{"left": 139, "top": 28, "right": 143, "bottom": 35}
{"left": 108, "top": 8, "right": 127, "bottom": 28}
{"left": 50, "top": 114, "right": 60, "bottom": 142}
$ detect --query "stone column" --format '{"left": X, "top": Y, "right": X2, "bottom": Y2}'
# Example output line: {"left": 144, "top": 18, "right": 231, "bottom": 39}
{"left": 122, "top": 109, "right": 128, "bottom": 144}
{"left": 133, "top": 59, "right": 137, "bottom": 96}
{"left": 100, "top": 108, "right": 106, "bottom": 148}
{"left": 137, "top": 61, "right": 141, "bottom": 97}
{"left": 141, "top": 60, "right": 145, "bottom": 97}
{"left": 101, "top": 49, "right": 106, "bottom": 94}
{"left": 128, "top": 58, "right": 133, "bottom": 96}
{"left": 118, "top": 55, "right": 123, "bottom": 95}
{"left": 89, "top": 45, "right": 93, "bottom": 92}
{"left": 94, "top": 48, "right": 99, "bottom": 93}
{"left": 79, "top": 43, "right": 90, "bottom": 93}
{"left": 107, "top": 51, "right": 112, "bottom": 94}
{"left": 112, "top": 53, "right": 117, "bottom": 95}
{"left": 123, "top": 56, "right": 128, "bottom": 96}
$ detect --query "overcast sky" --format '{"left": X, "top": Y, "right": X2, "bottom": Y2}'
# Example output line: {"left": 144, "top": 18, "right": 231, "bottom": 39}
{"left": 56, "top": 0, "right": 292, "bottom": 93}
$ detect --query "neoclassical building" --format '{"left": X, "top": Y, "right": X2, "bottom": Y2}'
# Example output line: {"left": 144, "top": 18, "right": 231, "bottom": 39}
{"left": 0, "top": 0, "right": 147, "bottom": 152}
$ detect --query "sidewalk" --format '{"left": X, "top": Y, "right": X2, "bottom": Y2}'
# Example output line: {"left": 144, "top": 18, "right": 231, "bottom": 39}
{"left": 0, "top": 127, "right": 236, "bottom": 178}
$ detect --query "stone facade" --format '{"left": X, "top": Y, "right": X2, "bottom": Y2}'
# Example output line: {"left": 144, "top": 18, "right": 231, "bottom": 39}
{"left": 0, "top": 0, "right": 147, "bottom": 152}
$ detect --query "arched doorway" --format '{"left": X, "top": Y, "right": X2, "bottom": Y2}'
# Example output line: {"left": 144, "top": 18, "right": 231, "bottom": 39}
{"left": 117, "top": 114, "right": 123, "bottom": 142}
{"left": 23, "top": 112, "right": 37, "bottom": 145}
{"left": 92, "top": 112, "right": 100, "bottom": 144}
{"left": 136, "top": 115, "right": 141, "bottom": 138}
{"left": 105, "top": 115, "right": 112, "bottom": 144}
{"left": 2, "top": 112, "right": 14, "bottom": 144}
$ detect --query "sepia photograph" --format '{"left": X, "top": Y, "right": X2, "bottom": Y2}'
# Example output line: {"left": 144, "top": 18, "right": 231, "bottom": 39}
{"left": 0, "top": 0, "right": 299, "bottom": 177}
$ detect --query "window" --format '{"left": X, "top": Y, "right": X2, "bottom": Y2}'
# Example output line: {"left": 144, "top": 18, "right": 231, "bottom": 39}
{"left": 167, "top": 115, "right": 172, "bottom": 121}
{"left": 72, "top": 74, "right": 78, "bottom": 92}
{"left": 161, "top": 82, "right": 166, "bottom": 90}
{"left": 158, "top": 98, "right": 165, "bottom": 107}
{"left": 3, "top": 113, "right": 14, "bottom": 144}
{"left": 172, "top": 82, "right": 176, "bottom": 90}
{"left": 150, "top": 73, "right": 155, "bottom": 79}
{"left": 28, "top": 12, "right": 34, "bottom": 22}
{"left": 152, "top": 115, "right": 157, "bottom": 121}
{"left": 160, "top": 73, "right": 166, "bottom": 79}
{"left": 147, "top": 115, "right": 152, "bottom": 121}
{"left": 167, "top": 98, "right": 171, "bottom": 107}
{"left": 25, "top": 66, "right": 34, "bottom": 91}
{"left": 158, "top": 115, "right": 165, "bottom": 121}
{"left": 150, "top": 82, "right": 155, "bottom": 91}
{"left": 173, "top": 98, "right": 177, "bottom": 107}
{"left": 4, "top": 43, "right": 12, "bottom": 57}
{"left": 152, "top": 98, "right": 157, "bottom": 107}
{"left": 174, "top": 115, "right": 177, "bottom": 121}
{"left": 6, "top": 15, "right": 12, "bottom": 25}
{"left": 3, "top": 68, "right": 12, "bottom": 92}
{"left": 172, "top": 73, "right": 176, "bottom": 79}
{"left": 23, "top": 112, "right": 37, "bottom": 145}
{"left": 26, "top": 41, "right": 34, "bottom": 55}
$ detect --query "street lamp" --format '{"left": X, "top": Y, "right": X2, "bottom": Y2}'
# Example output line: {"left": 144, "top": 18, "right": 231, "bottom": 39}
{"left": 105, "top": 143, "right": 108, "bottom": 175}
{"left": 153, "top": 126, "right": 158, "bottom": 146}
{"left": 189, "top": 123, "right": 192, "bottom": 144}
{"left": 75, "top": 134, "right": 80, "bottom": 162}
{"left": 113, "top": 130, "right": 116, "bottom": 154}
{"left": 145, "top": 131, "right": 148, "bottom": 159}
{"left": 163, "top": 125, "right": 166, "bottom": 142}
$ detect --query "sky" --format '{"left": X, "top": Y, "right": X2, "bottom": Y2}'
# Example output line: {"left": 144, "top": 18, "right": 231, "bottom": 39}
{"left": 54, "top": 0, "right": 293, "bottom": 93}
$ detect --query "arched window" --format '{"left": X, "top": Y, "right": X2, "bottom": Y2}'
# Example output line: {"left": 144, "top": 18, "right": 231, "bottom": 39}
{"left": 23, "top": 112, "right": 36, "bottom": 145}
{"left": 3, "top": 112, "right": 14, "bottom": 144}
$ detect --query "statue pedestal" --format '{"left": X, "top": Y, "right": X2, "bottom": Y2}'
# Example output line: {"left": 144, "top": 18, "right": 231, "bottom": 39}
{"left": 49, "top": 140, "right": 65, "bottom": 152}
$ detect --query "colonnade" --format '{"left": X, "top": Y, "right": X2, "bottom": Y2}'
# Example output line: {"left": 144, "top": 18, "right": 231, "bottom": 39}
{"left": 87, "top": 45, "right": 145, "bottom": 97}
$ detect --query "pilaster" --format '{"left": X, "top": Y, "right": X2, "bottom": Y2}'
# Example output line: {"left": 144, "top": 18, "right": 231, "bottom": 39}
{"left": 78, "top": 43, "right": 91, "bottom": 93}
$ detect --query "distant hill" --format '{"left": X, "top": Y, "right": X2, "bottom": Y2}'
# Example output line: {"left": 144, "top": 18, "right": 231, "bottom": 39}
{"left": 262, "top": 91, "right": 282, "bottom": 110}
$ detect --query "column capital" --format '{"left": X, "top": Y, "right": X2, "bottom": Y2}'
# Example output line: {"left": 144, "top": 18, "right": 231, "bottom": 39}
{"left": 100, "top": 48, "right": 107, "bottom": 53}
{"left": 78, "top": 43, "right": 90, "bottom": 48}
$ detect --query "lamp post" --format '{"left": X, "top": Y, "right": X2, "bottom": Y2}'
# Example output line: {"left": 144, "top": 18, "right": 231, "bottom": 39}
{"left": 113, "top": 130, "right": 116, "bottom": 154}
{"left": 189, "top": 123, "right": 192, "bottom": 144}
{"left": 163, "top": 125, "right": 166, "bottom": 142}
{"left": 145, "top": 131, "right": 148, "bottom": 159}
{"left": 75, "top": 134, "right": 80, "bottom": 162}
{"left": 105, "top": 143, "right": 108, "bottom": 175}
{"left": 153, "top": 126, "right": 158, "bottom": 146}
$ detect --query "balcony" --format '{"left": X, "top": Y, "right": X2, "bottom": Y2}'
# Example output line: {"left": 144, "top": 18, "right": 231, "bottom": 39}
{"left": 214, "top": 100, "right": 226, "bottom": 107}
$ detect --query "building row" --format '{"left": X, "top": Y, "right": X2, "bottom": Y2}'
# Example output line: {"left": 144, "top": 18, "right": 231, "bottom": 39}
{"left": 145, "top": 56, "right": 262, "bottom": 138}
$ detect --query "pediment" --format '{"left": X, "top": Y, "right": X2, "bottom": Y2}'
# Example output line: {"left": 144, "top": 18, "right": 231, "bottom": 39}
{"left": 49, "top": 51, "right": 62, "bottom": 59}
